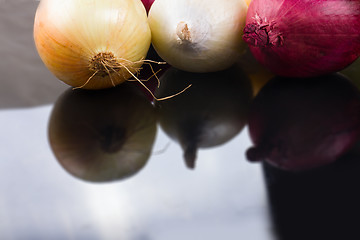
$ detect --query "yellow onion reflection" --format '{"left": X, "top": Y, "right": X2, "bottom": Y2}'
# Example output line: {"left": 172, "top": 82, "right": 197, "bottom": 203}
{"left": 48, "top": 83, "right": 157, "bottom": 182}
{"left": 155, "top": 66, "right": 252, "bottom": 169}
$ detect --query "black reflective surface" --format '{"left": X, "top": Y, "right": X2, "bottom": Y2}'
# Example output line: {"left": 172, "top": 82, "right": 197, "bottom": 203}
{"left": 2, "top": 1, "right": 360, "bottom": 240}
{"left": 263, "top": 146, "right": 360, "bottom": 240}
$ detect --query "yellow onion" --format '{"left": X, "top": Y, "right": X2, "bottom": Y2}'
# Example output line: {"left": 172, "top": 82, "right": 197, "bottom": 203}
{"left": 33, "top": 0, "right": 151, "bottom": 89}
{"left": 236, "top": 46, "right": 274, "bottom": 96}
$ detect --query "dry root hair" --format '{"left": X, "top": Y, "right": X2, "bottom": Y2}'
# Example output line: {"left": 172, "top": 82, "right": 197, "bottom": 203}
{"left": 74, "top": 52, "right": 191, "bottom": 101}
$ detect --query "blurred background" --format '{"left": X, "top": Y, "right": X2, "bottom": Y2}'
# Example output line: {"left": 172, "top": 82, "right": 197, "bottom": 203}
{"left": 0, "top": 0, "right": 67, "bottom": 109}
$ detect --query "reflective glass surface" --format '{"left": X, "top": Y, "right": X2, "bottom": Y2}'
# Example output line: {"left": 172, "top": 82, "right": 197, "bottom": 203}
{"left": 2, "top": 2, "right": 360, "bottom": 240}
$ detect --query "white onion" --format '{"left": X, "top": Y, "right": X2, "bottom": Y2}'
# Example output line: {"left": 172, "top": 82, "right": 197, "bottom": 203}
{"left": 148, "top": 0, "right": 248, "bottom": 73}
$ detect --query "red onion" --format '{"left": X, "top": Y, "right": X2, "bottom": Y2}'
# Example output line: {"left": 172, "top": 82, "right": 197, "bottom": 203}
{"left": 243, "top": 0, "right": 360, "bottom": 77}
{"left": 141, "top": 0, "right": 155, "bottom": 13}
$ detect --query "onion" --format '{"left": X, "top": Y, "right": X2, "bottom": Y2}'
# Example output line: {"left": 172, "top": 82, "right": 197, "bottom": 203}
{"left": 341, "top": 57, "right": 360, "bottom": 90}
{"left": 141, "top": 0, "right": 155, "bottom": 14}
{"left": 33, "top": 0, "right": 151, "bottom": 89}
{"left": 148, "top": 0, "right": 248, "bottom": 73}
{"left": 246, "top": 73, "right": 360, "bottom": 171}
{"left": 243, "top": 0, "right": 360, "bottom": 77}
{"left": 155, "top": 66, "right": 252, "bottom": 169}
{"left": 236, "top": 46, "right": 274, "bottom": 96}
{"left": 48, "top": 83, "right": 157, "bottom": 182}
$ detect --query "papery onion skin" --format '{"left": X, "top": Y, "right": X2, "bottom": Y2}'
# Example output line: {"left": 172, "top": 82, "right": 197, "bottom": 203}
{"left": 243, "top": 0, "right": 360, "bottom": 77}
{"left": 34, "top": 0, "right": 151, "bottom": 89}
{"left": 148, "top": 0, "right": 248, "bottom": 73}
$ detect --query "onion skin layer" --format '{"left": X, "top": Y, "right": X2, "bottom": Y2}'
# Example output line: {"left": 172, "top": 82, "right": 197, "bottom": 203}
{"left": 246, "top": 73, "right": 360, "bottom": 171}
{"left": 243, "top": 0, "right": 360, "bottom": 77}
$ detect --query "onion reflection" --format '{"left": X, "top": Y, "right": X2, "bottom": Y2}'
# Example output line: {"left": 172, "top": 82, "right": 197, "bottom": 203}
{"left": 48, "top": 83, "right": 157, "bottom": 182}
{"left": 155, "top": 66, "right": 252, "bottom": 169}
{"left": 263, "top": 141, "right": 360, "bottom": 240}
{"left": 246, "top": 73, "right": 360, "bottom": 171}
